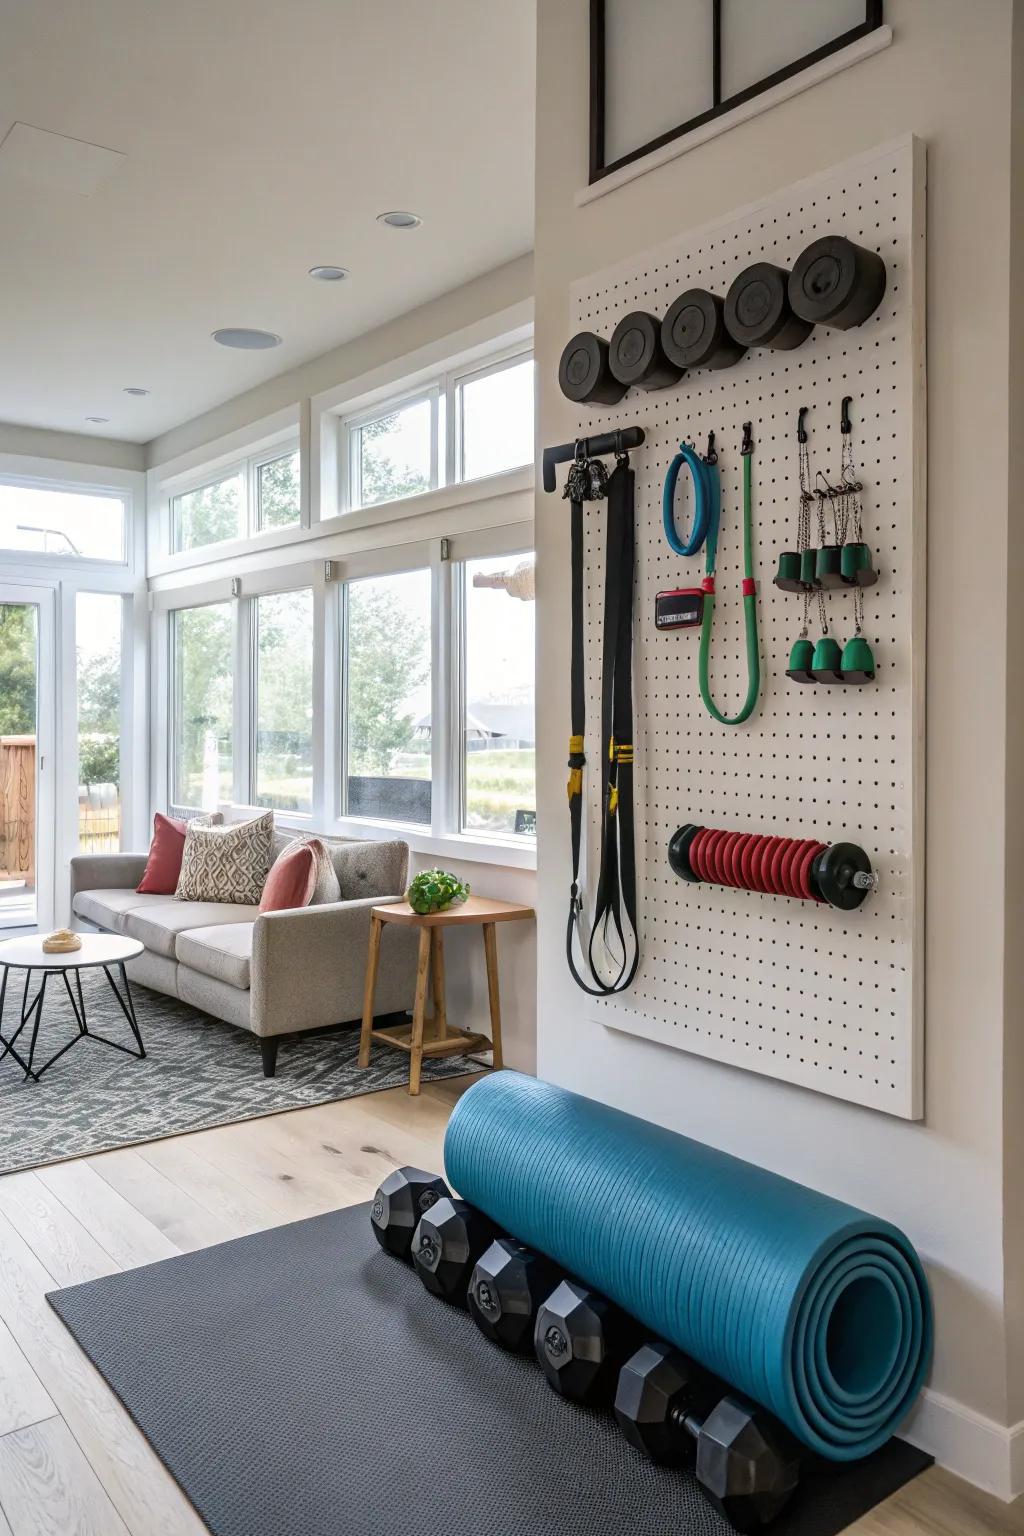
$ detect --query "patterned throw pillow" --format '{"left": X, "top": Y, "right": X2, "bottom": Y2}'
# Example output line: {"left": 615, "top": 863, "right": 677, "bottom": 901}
{"left": 174, "top": 812, "right": 275, "bottom": 905}
{"left": 277, "top": 836, "right": 342, "bottom": 905}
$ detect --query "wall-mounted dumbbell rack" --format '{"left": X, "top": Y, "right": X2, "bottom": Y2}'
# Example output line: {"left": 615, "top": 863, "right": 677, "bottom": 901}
{"left": 564, "top": 136, "right": 926, "bottom": 1119}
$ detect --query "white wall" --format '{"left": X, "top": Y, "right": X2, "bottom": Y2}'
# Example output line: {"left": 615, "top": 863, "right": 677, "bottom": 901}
{"left": 0, "top": 422, "right": 145, "bottom": 473}
{"left": 533, "top": 0, "right": 1019, "bottom": 1491}
{"left": 146, "top": 255, "right": 539, "bottom": 1074}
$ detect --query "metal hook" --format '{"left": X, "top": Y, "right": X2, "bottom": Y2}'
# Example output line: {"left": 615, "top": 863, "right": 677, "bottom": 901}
{"left": 840, "top": 396, "right": 853, "bottom": 436}
{"left": 797, "top": 406, "right": 809, "bottom": 445}
{"left": 705, "top": 430, "right": 718, "bottom": 465}
{"left": 741, "top": 421, "right": 754, "bottom": 456}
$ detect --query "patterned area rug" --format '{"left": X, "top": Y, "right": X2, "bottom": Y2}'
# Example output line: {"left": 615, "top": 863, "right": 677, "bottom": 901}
{"left": 0, "top": 972, "right": 478, "bottom": 1175}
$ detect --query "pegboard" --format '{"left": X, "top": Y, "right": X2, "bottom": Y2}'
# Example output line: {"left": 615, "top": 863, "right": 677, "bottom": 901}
{"left": 569, "top": 136, "right": 926, "bottom": 1119}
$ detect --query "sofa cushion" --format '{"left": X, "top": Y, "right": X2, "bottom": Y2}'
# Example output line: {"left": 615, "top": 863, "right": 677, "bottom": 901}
{"left": 260, "top": 842, "right": 316, "bottom": 913}
{"left": 333, "top": 839, "right": 409, "bottom": 901}
{"left": 271, "top": 836, "right": 341, "bottom": 906}
{"left": 136, "top": 811, "right": 220, "bottom": 895}
{"left": 175, "top": 812, "right": 275, "bottom": 905}
{"left": 123, "top": 900, "right": 260, "bottom": 959}
{"left": 73, "top": 888, "right": 180, "bottom": 934}
{"left": 176, "top": 923, "right": 254, "bottom": 989}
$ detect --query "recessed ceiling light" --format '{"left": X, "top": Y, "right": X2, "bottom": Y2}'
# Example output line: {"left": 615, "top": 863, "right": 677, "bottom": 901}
{"left": 308, "top": 265, "right": 350, "bottom": 281}
{"left": 85, "top": 416, "right": 109, "bottom": 424}
{"left": 211, "top": 328, "right": 282, "bottom": 350}
{"left": 122, "top": 386, "right": 150, "bottom": 396}
{"left": 377, "top": 210, "right": 421, "bottom": 230}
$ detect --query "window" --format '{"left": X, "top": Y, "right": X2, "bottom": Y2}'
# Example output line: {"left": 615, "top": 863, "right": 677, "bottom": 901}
{"left": 462, "top": 553, "right": 535, "bottom": 837}
{"left": 254, "top": 589, "right": 314, "bottom": 814}
{"left": 0, "top": 480, "right": 126, "bottom": 562}
{"left": 171, "top": 603, "right": 234, "bottom": 811}
{"left": 458, "top": 357, "right": 534, "bottom": 482}
{"left": 170, "top": 441, "right": 300, "bottom": 553}
{"left": 76, "top": 593, "right": 123, "bottom": 852}
{"left": 172, "top": 471, "right": 244, "bottom": 552}
{"left": 352, "top": 397, "right": 435, "bottom": 509}
{"left": 256, "top": 450, "right": 301, "bottom": 531}
{"left": 590, "top": 1, "right": 883, "bottom": 181}
{"left": 344, "top": 569, "right": 432, "bottom": 825}
{"left": 341, "top": 348, "right": 532, "bottom": 513}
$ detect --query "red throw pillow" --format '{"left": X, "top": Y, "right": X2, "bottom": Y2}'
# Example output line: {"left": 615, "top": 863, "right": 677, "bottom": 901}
{"left": 136, "top": 813, "right": 189, "bottom": 895}
{"left": 259, "top": 842, "right": 317, "bottom": 914}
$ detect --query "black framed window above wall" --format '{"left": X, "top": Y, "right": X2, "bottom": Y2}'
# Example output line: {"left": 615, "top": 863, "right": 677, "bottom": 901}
{"left": 590, "top": 0, "right": 884, "bottom": 183}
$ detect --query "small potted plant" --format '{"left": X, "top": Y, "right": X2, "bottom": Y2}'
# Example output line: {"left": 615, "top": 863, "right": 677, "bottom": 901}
{"left": 406, "top": 869, "right": 470, "bottom": 915}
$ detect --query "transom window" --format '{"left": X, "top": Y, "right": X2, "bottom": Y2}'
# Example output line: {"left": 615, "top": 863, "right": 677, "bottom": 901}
{"left": 170, "top": 442, "right": 300, "bottom": 554}
{"left": 341, "top": 349, "right": 533, "bottom": 514}
{"left": 0, "top": 479, "right": 127, "bottom": 563}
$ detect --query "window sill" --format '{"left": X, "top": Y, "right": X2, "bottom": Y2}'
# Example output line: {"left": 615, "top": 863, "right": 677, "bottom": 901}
{"left": 332, "top": 819, "right": 537, "bottom": 872}
{"left": 321, "top": 464, "right": 534, "bottom": 537}
{"left": 215, "top": 805, "right": 537, "bottom": 871}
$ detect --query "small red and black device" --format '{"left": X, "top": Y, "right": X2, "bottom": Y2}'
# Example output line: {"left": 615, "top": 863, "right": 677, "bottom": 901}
{"left": 655, "top": 587, "right": 704, "bottom": 630}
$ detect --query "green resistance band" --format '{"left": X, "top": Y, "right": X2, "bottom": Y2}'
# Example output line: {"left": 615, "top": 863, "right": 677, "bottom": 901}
{"left": 699, "top": 429, "right": 760, "bottom": 725}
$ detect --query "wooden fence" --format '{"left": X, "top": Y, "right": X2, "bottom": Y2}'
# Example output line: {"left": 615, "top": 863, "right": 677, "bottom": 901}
{"left": 0, "top": 736, "right": 34, "bottom": 881}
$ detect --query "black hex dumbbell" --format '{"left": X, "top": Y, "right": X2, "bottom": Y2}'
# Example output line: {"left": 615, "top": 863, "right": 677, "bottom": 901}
{"left": 467, "top": 1237, "right": 560, "bottom": 1352}
{"left": 533, "top": 1280, "right": 638, "bottom": 1407}
{"left": 614, "top": 1341, "right": 800, "bottom": 1531}
{"left": 370, "top": 1167, "right": 451, "bottom": 1262}
{"left": 411, "top": 1196, "right": 497, "bottom": 1304}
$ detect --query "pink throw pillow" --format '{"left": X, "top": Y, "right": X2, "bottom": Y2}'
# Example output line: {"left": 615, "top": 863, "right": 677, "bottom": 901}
{"left": 259, "top": 842, "right": 317, "bottom": 914}
{"left": 136, "top": 813, "right": 189, "bottom": 895}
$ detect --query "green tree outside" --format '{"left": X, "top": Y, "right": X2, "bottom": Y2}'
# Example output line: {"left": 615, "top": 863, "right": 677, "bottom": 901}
{"left": 0, "top": 604, "right": 36, "bottom": 735}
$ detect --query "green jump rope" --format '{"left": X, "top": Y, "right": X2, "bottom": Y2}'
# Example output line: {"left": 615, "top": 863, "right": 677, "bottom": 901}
{"left": 663, "top": 424, "right": 760, "bottom": 725}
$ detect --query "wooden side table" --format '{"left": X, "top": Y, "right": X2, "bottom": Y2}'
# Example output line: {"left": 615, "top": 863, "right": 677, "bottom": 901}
{"left": 358, "top": 896, "right": 534, "bottom": 1095}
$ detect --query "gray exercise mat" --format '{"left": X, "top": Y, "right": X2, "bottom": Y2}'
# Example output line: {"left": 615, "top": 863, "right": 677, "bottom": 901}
{"left": 48, "top": 1203, "right": 930, "bottom": 1536}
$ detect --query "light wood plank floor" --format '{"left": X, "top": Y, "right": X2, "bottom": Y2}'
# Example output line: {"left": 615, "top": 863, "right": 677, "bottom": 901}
{"left": 0, "top": 1075, "right": 1018, "bottom": 1536}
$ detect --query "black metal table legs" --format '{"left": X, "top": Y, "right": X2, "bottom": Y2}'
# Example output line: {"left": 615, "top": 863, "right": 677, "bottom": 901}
{"left": 0, "top": 966, "right": 38, "bottom": 1081}
{"left": 0, "top": 963, "right": 146, "bottom": 1081}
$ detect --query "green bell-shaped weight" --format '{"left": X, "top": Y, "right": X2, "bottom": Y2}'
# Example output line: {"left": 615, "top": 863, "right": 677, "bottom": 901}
{"left": 815, "top": 545, "right": 844, "bottom": 589}
{"left": 774, "top": 551, "right": 804, "bottom": 593}
{"left": 800, "top": 548, "right": 819, "bottom": 588}
{"left": 811, "top": 635, "right": 845, "bottom": 684}
{"left": 840, "top": 541, "right": 878, "bottom": 587}
{"left": 786, "top": 637, "right": 817, "bottom": 684}
{"left": 840, "top": 634, "right": 876, "bottom": 683}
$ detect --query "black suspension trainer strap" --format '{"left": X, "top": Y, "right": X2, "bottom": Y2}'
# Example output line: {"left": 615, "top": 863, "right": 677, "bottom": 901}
{"left": 565, "top": 451, "right": 639, "bottom": 995}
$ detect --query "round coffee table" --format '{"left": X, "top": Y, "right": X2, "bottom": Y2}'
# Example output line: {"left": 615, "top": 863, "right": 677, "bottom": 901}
{"left": 0, "top": 934, "right": 146, "bottom": 1081}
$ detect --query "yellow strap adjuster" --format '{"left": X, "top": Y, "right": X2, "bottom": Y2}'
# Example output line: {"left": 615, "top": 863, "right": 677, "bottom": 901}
{"left": 608, "top": 785, "right": 619, "bottom": 815}
{"left": 614, "top": 743, "right": 634, "bottom": 764}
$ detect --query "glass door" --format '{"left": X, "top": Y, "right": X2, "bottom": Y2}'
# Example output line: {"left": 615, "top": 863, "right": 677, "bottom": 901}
{"left": 0, "top": 585, "right": 55, "bottom": 930}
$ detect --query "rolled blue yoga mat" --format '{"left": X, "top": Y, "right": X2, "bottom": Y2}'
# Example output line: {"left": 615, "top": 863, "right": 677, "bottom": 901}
{"left": 444, "top": 1072, "right": 932, "bottom": 1460}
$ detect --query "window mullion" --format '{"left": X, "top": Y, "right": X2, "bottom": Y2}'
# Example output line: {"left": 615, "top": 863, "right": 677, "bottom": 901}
{"left": 233, "top": 594, "right": 253, "bottom": 807}
{"left": 431, "top": 543, "right": 454, "bottom": 836}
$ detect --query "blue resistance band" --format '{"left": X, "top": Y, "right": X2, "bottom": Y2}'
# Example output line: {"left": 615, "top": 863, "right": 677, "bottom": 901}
{"left": 662, "top": 441, "right": 720, "bottom": 566}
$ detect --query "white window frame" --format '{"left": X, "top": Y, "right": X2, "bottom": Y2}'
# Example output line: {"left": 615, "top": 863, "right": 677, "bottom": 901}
{"left": 342, "top": 384, "right": 441, "bottom": 516}
{"left": 0, "top": 454, "right": 146, "bottom": 924}
{"left": 165, "top": 595, "right": 238, "bottom": 817}
{"left": 0, "top": 468, "right": 132, "bottom": 570}
{"left": 450, "top": 350, "right": 536, "bottom": 488}
{"left": 327, "top": 322, "right": 534, "bottom": 525}
{"left": 455, "top": 540, "right": 536, "bottom": 847}
{"left": 147, "top": 403, "right": 305, "bottom": 579}
{"left": 169, "top": 438, "right": 302, "bottom": 556}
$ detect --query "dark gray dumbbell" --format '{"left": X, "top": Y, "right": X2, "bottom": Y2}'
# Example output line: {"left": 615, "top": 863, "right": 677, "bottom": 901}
{"left": 468, "top": 1237, "right": 560, "bottom": 1352}
{"left": 534, "top": 1279, "right": 637, "bottom": 1407}
{"left": 614, "top": 1341, "right": 800, "bottom": 1531}
{"left": 370, "top": 1167, "right": 451, "bottom": 1261}
{"left": 411, "top": 1196, "right": 497, "bottom": 1303}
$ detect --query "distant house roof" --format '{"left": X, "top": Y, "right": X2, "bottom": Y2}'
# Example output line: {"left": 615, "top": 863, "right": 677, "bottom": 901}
{"left": 417, "top": 702, "right": 535, "bottom": 744}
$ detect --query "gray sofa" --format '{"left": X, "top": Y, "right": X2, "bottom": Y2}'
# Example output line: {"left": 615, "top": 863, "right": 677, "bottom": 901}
{"left": 70, "top": 833, "right": 419, "bottom": 1076}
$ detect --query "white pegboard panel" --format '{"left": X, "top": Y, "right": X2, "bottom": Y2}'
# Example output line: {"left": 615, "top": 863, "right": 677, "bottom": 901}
{"left": 570, "top": 136, "right": 926, "bottom": 1118}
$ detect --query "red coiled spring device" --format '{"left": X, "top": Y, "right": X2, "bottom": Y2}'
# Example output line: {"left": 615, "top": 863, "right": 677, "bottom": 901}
{"left": 668, "top": 824, "right": 875, "bottom": 910}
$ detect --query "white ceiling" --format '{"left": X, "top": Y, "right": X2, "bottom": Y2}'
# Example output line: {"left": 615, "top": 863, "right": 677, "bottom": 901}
{"left": 0, "top": 1, "right": 536, "bottom": 443}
